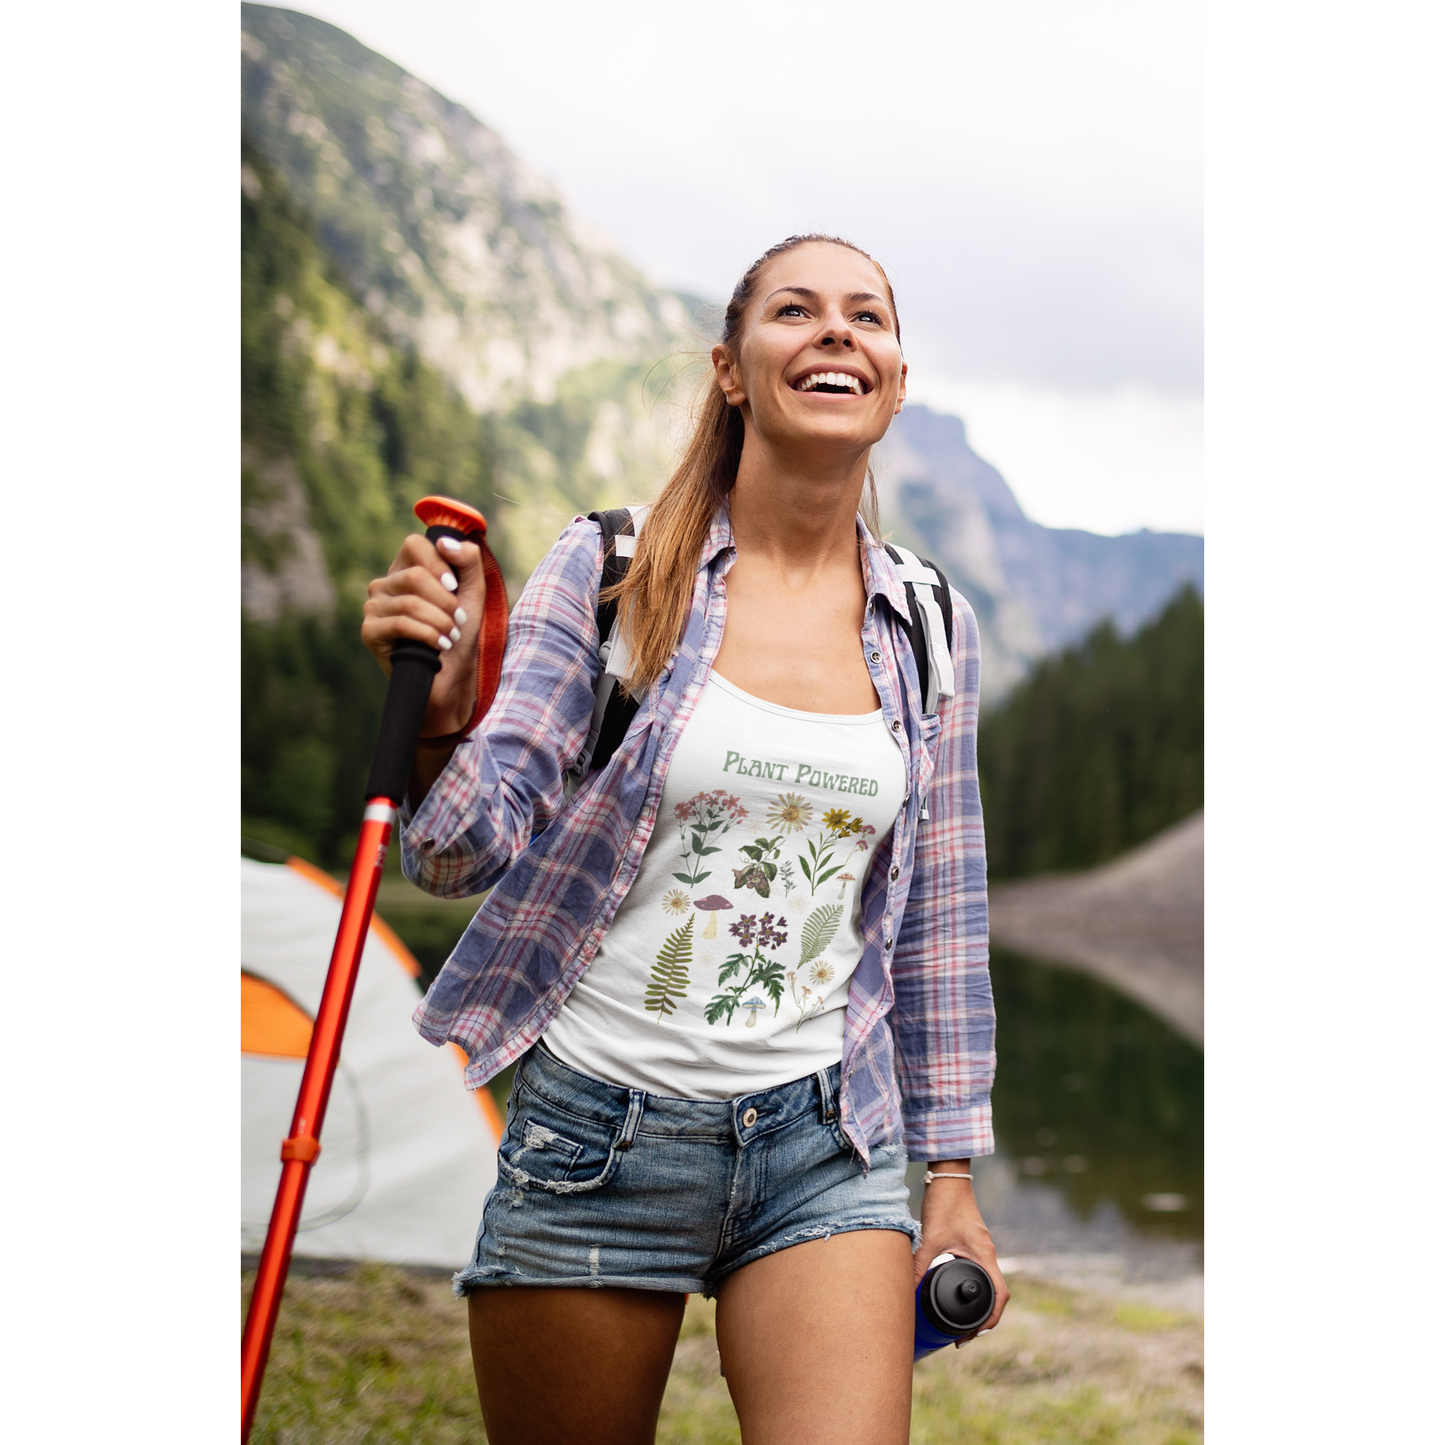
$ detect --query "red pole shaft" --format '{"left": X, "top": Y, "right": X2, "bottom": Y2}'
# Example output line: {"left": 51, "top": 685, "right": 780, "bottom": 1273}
{"left": 241, "top": 799, "right": 396, "bottom": 1440}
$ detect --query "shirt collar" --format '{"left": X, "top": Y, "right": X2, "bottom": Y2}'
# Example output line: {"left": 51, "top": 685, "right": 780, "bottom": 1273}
{"left": 859, "top": 526, "right": 911, "bottom": 619}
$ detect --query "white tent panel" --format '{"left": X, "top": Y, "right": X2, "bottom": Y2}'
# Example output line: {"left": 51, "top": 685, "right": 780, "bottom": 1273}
{"left": 242, "top": 858, "right": 497, "bottom": 1269}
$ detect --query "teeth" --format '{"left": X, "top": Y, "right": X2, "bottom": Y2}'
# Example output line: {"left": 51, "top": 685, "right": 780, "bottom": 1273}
{"left": 797, "top": 372, "right": 864, "bottom": 395}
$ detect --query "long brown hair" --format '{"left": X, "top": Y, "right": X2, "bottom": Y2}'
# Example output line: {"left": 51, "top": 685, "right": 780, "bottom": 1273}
{"left": 606, "top": 233, "right": 900, "bottom": 696}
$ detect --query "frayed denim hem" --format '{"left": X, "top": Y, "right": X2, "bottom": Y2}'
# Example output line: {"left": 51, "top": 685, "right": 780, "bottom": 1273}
{"left": 700, "top": 1216, "right": 923, "bottom": 1300}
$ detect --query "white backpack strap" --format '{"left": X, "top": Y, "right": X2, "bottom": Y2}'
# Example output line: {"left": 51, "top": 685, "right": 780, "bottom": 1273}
{"left": 888, "top": 543, "right": 956, "bottom": 714}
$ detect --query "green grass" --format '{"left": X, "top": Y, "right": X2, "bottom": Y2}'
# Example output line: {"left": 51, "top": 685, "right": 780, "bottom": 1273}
{"left": 244, "top": 1266, "right": 1201, "bottom": 1443}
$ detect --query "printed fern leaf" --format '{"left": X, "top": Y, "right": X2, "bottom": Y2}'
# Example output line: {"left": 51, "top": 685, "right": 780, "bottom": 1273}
{"left": 798, "top": 904, "right": 844, "bottom": 967}
{"left": 644, "top": 915, "right": 694, "bottom": 1021}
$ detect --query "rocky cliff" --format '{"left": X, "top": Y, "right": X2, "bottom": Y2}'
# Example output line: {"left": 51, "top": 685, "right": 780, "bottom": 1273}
{"left": 876, "top": 407, "right": 1204, "bottom": 695}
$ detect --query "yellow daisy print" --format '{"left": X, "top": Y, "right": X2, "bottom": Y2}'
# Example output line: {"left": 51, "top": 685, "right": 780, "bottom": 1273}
{"left": 766, "top": 792, "right": 814, "bottom": 834}
{"left": 662, "top": 888, "right": 691, "bottom": 916}
{"left": 822, "top": 807, "right": 855, "bottom": 834}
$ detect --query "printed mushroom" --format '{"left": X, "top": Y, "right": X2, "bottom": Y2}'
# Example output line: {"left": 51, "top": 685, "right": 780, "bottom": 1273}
{"left": 836, "top": 871, "right": 857, "bottom": 899}
{"left": 741, "top": 996, "right": 767, "bottom": 1027}
{"left": 693, "top": 894, "right": 732, "bottom": 938}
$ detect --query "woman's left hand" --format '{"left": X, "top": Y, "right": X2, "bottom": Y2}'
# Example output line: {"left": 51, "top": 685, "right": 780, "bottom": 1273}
{"left": 913, "top": 1162, "right": 1010, "bottom": 1334}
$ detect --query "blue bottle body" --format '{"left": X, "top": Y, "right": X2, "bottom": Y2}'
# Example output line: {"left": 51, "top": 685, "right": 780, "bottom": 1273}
{"left": 913, "top": 1255, "right": 995, "bottom": 1361}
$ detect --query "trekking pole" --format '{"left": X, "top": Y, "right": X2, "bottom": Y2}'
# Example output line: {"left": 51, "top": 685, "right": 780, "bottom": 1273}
{"left": 241, "top": 497, "right": 507, "bottom": 1441}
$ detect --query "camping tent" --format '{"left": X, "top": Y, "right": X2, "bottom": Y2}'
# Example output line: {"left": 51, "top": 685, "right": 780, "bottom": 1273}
{"left": 242, "top": 856, "right": 500, "bottom": 1269}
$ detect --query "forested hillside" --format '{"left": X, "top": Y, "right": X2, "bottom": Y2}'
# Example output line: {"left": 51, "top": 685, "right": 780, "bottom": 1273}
{"left": 242, "top": 135, "right": 492, "bottom": 860}
{"left": 978, "top": 586, "right": 1204, "bottom": 878}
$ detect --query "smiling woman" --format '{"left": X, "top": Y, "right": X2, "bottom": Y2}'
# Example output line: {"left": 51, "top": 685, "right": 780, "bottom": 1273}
{"left": 360, "top": 234, "right": 1000, "bottom": 1445}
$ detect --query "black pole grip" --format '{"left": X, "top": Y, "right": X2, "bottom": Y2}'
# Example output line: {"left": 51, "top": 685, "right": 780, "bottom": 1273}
{"left": 362, "top": 522, "right": 475, "bottom": 803}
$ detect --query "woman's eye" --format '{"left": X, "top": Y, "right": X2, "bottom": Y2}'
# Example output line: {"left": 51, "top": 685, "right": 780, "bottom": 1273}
{"left": 855, "top": 310, "right": 883, "bottom": 325}
{"left": 777, "top": 303, "right": 806, "bottom": 317}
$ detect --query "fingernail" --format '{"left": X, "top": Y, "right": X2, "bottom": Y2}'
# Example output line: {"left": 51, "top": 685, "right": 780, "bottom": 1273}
{"left": 449, "top": 626, "right": 461, "bottom": 642}
{"left": 453, "top": 607, "right": 468, "bottom": 625}
{"left": 441, "top": 572, "right": 458, "bottom": 592}
{"left": 437, "top": 635, "right": 452, "bottom": 651}
{"left": 438, "top": 537, "right": 462, "bottom": 553}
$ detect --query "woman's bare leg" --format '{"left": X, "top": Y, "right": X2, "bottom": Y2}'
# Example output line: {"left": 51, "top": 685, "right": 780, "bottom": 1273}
{"left": 468, "top": 1286, "right": 687, "bottom": 1445}
{"left": 714, "top": 1230, "right": 915, "bottom": 1445}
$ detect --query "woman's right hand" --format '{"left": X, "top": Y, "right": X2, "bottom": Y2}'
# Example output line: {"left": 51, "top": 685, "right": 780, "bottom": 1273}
{"left": 361, "top": 532, "right": 488, "bottom": 738}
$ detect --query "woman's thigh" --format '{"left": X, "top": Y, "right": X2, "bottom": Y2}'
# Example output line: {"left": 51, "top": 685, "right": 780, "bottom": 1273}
{"left": 468, "top": 1286, "right": 687, "bottom": 1445}
{"left": 713, "top": 1228, "right": 915, "bottom": 1445}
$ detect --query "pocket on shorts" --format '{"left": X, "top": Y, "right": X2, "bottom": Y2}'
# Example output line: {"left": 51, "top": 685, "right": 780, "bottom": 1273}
{"left": 497, "top": 1090, "right": 622, "bottom": 1195}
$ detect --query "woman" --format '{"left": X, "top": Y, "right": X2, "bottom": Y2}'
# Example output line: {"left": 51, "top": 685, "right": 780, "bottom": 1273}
{"left": 361, "top": 235, "right": 1005, "bottom": 1445}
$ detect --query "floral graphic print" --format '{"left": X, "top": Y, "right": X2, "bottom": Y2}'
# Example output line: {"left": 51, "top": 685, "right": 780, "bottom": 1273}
{"left": 645, "top": 914, "right": 693, "bottom": 1021}
{"left": 765, "top": 792, "right": 814, "bottom": 834}
{"left": 706, "top": 912, "right": 788, "bottom": 1025}
{"left": 787, "top": 903, "right": 843, "bottom": 1030}
{"left": 732, "top": 835, "right": 784, "bottom": 896}
{"left": 798, "top": 809, "right": 870, "bottom": 896}
{"left": 662, "top": 888, "right": 691, "bottom": 916}
{"left": 672, "top": 790, "right": 747, "bottom": 888}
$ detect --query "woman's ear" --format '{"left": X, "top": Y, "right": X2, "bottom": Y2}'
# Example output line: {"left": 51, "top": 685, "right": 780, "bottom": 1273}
{"left": 894, "top": 359, "right": 908, "bottom": 416}
{"left": 712, "top": 344, "right": 746, "bottom": 406}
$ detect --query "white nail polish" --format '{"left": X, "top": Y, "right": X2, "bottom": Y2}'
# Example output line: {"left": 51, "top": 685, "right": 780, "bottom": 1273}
{"left": 449, "top": 626, "right": 461, "bottom": 642}
{"left": 437, "top": 634, "right": 452, "bottom": 651}
{"left": 438, "top": 537, "right": 462, "bottom": 553}
{"left": 441, "top": 572, "right": 458, "bottom": 592}
{"left": 454, "top": 607, "right": 468, "bottom": 625}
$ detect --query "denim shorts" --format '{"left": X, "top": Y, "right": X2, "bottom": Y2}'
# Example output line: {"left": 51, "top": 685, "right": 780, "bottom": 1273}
{"left": 454, "top": 1043, "right": 920, "bottom": 1299}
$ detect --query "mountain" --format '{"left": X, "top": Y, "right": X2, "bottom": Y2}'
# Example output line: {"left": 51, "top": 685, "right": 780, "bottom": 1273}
{"left": 242, "top": 4, "right": 697, "bottom": 587}
{"left": 875, "top": 407, "right": 1204, "bottom": 695}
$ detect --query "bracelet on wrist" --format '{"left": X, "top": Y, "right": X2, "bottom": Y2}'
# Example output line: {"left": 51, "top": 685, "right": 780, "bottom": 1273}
{"left": 924, "top": 1170, "right": 972, "bottom": 1184}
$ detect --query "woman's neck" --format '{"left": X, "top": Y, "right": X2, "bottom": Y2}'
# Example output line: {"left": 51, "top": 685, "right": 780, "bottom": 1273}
{"left": 728, "top": 437, "right": 870, "bottom": 574}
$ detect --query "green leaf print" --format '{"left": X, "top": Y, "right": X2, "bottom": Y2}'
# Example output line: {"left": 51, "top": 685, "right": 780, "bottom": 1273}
{"left": 644, "top": 915, "right": 694, "bottom": 1022}
{"left": 798, "top": 904, "right": 844, "bottom": 967}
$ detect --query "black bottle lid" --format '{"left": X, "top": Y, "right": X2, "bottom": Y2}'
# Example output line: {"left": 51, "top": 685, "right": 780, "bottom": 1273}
{"left": 920, "top": 1257, "right": 995, "bottom": 1335}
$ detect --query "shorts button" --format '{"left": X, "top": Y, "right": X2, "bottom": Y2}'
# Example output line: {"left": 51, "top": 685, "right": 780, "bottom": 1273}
{"left": 741, "top": 1107, "right": 758, "bottom": 1128}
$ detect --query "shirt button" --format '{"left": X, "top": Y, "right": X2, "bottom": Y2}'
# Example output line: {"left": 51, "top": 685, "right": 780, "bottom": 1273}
{"left": 884, "top": 936, "right": 893, "bottom": 950}
{"left": 891, "top": 719, "right": 902, "bottom": 732}
{"left": 870, "top": 650, "right": 882, "bottom": 663}
{"left": 741, "top": 1107, "right": 758, "bottom": 1128}
{"left": 890, "top": 866, "right": 900, "bottom": 881}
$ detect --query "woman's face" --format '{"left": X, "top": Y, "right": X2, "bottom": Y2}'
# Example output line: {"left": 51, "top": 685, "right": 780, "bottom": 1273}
{"left": 714, "top": 242, "right": 907, "bottom": 457}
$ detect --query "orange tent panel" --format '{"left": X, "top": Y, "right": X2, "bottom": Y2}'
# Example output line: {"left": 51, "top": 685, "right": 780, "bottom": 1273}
{"left": 242, "top": 971, "right": 314, "bottom": 1059}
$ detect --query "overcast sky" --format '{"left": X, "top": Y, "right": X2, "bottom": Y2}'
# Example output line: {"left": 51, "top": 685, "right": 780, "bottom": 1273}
{"left": 292, "top": 0, "right": 1203, "bottom": 536}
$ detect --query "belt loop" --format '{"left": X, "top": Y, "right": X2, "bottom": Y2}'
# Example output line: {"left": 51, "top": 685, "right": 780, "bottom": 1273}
{"left": 815, "top": 1068, "right": 837, "bottom": 1124}
{"left": 616, "top": 1089, "right": 645, "bottom": 1151}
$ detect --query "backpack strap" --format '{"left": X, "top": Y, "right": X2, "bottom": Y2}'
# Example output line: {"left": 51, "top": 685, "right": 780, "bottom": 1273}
{"left": 563, "top": 506, "right": 649, "bottom": 796}
{"left": 883, "top": 544, "right": 956, "bottom": 715}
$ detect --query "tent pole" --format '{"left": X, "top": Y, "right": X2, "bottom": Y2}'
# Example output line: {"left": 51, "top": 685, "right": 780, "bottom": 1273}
{"left": 241, "top": 498, "right": 504, "bottom": 1441}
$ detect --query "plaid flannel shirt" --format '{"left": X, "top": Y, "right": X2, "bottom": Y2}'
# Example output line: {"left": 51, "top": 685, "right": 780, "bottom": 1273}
{"left": 404, "top": 510, "right": 995, "bottom": 1166}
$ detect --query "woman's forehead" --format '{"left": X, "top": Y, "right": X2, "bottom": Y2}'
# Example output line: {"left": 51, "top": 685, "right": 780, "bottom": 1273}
{"left": 755, "top": 242, "right": 891, "bottom": 305}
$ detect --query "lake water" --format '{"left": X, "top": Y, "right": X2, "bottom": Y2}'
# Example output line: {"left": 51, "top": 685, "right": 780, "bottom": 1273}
{"left": 906, "top": 947, "right": 1203, "bottom": 1284}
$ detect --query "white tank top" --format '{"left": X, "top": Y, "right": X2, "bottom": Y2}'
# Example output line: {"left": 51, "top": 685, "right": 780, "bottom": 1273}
{"left": 542, "top": 670, "right": 908, "bottom": 1098}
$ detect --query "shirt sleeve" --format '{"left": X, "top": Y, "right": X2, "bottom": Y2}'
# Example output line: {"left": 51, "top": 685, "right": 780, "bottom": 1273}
{"left": 397, "top": 518, "right": 605, "bottom": 899}
{"left": 889, "top": 585, "right": 997, "bottom": 1160}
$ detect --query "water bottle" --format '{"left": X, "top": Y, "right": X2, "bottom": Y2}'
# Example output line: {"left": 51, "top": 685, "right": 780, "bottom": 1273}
{"left": 913, "top": 1253, "right": 995, "bottom": 1361}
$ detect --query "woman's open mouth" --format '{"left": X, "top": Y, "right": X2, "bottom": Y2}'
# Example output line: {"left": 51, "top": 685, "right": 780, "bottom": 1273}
{"left": 793, "top": 370, "right": 868, "bottom": 396}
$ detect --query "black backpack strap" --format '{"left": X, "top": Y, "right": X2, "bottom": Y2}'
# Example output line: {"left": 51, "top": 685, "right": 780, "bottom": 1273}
{"left": 563, "top": 509, "right": 646, "bottom": 793}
